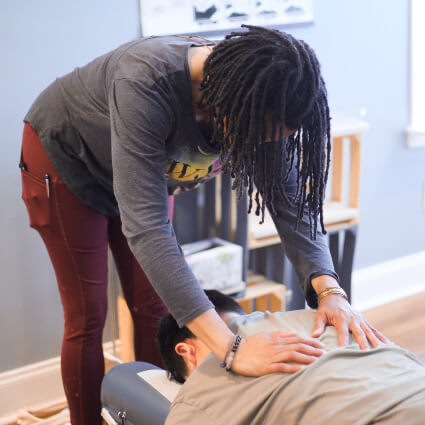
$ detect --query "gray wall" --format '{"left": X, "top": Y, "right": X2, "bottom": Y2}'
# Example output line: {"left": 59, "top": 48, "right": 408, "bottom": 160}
{"left": 0, "top": 0, "right": 141, "bottom": 373}
{"left": 1, "top": 1, "right": 423, "bottom": 372}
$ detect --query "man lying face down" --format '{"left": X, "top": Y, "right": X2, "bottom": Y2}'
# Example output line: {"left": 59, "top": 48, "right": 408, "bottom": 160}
{"left": 157, "top": 290, "right": 425, "bottom": 425}
{"left": 156, "top": 290, "right": 247, "bottom": 384}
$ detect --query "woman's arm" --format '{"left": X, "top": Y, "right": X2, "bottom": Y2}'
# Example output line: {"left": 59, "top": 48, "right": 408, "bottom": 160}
{"left": 267, "top": 160, "right": 389, "bottom": 349}
{"left": 110, "top": 77, "right": 323, "bottom": 374}
{"left": 187, "top": 308, "right": 325, "bottom": 375}
{"left": 110, "top": 77, "right": 214, "bottom": 327}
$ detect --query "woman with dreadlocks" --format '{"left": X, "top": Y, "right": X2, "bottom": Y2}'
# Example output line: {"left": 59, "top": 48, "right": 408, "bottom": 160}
{"left": 21, "top": 25, "right": 388, "bottom": 424}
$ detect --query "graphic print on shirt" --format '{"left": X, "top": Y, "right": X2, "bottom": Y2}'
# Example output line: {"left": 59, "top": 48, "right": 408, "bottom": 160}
{"left": 165, "top": 145, "right": 222, "bottom": 194}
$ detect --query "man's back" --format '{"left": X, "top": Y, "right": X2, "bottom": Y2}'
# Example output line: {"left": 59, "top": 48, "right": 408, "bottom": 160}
{"left": 166, "top": 310, "right": 425, "bottom": 425}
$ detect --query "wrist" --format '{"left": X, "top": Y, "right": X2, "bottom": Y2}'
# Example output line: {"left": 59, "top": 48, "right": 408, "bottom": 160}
{"left": 317, "top": 287, "right": 348, "bottom": 304}
{"left": 311, "top": 274, "right": 340, "bottom": 295}
{"left": 220, "top": 335, "right": 242, "bottom": 371}
{"left": 186, "top": 309, "right": 235, "bottom": 359}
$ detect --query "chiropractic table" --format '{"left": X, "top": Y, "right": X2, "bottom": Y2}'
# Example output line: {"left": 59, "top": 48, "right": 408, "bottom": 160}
{"left": 101, "top": 362, "right": 181, "bottom": 425}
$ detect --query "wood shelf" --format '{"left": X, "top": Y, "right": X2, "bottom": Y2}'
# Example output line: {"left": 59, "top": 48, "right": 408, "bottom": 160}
{"left": 246, "top": 123, "right": 365, "bottom": 250}
{"left": 236, "top": 274, "right": 287, "bottom": 314}
{"left": 248, "top": 201, "right": 360, "bottom": 249}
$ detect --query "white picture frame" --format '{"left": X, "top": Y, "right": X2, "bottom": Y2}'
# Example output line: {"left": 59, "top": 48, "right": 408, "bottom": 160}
{"left": 140, "top": 0, "right": 314, "bottom": 37}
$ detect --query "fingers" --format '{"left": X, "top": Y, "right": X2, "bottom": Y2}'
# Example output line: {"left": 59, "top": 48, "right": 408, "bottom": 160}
{"left": 265, "top": 344, "right": 324, "bottom": 375}
{"left": 351, "top": 321, "right": 392, "bottom": 349}
{"left": 286, "top": 350, "right": 321, "bottom": 364}
{"left": 351, "top": 323, "right": 369, "bottom": 350}
{"left": 335, "top": 322, "right": 350, "bottom": 347}
{"left": 316, "top": 297, "right": 389, "bottom": 350}
{"left": 272, "top": 334, "right": 324, "bottom": 349}
{"left": 360, "top": 322, "right": 379, "bottom": 348}
{"left": 274, "top": 344, "right": 324, "bottom": 362}
{"left": 338, "top": 318, "right": 374, "bottom": 349}
{"left": 269, "top": 335, "right": 325, "bottom": 362}
{"left": 267, "top": 363, "right": 304, "bottom": 374}
{"left": 312, "top": 313, "right": 327, "bottom": 338}
{"left": 271, "top": 331, "right": 298, "bottom": 338}
{"left": 366, "top": 322, "right": 391, "bottom": 345}
{"left": 232, "top": 332, "right": 327, "bottom": 377}
{"left": 336, "top": 317, "right": 391, "bottom": 350}
{"left": 270, "top": 335, "right": 325, "bottom": 369}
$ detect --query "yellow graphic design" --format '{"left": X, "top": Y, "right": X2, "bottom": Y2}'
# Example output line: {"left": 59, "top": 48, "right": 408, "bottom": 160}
{"left": 166, "top": 160, "right": 217, "bottom": 182}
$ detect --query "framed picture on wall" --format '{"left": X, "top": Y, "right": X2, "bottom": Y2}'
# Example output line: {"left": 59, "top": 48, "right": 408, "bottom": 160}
{"left": 139, "top": 0, "right": 314, "bottom": 37}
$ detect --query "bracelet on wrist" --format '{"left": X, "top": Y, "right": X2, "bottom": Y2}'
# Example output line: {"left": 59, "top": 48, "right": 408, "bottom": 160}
{"left": 317, "top": 287, "right": 348, "bottom": 304}
{"left": 220, "top": 335, "right": 242, "bottom": 371}
{"left": 220, "top": 335, "right": 238, "bottom": 368}
{"left": 225, "top": 335, "right": 242, "bottom": 371}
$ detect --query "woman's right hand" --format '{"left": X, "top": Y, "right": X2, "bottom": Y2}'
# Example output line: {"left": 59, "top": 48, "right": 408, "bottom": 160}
{"left": 231, "top": 332, "right": 325, "bottom": 376}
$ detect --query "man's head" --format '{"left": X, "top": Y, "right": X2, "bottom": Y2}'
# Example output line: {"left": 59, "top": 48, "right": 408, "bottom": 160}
{"left": 156, "top": 290, "right": 245, "bottom": 383}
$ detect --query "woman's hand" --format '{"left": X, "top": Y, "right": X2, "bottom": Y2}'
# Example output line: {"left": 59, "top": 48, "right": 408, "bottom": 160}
{"left": 231, "top": 332, "right": 325, "bottom": 376}
{"left": 312, "top": 294, "right": 390, "bottom": 349}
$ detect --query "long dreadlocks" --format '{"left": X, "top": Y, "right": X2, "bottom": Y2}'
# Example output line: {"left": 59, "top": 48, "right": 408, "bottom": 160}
{"left": 197, "top": 25, "right": 331, "bottom": 239}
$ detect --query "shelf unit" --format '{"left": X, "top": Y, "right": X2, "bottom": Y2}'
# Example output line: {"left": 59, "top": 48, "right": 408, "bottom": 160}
{"left": 210, "top": 115, "right": 369, "bottom": 307}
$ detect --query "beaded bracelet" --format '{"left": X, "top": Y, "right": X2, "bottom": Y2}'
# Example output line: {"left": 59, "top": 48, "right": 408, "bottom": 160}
{"left": 220, "top": 335, "right": 238, "bottom": 368}
{"left": 225, "top": 335, "right": 242, "bottom": 371}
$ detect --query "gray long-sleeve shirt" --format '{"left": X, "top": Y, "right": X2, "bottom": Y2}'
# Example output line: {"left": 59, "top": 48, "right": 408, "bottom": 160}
{"left": 24, "top": 35, "right": 338, "bottom": 326}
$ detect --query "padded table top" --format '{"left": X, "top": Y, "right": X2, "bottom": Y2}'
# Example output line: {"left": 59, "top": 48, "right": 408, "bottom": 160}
{"left": 102, "top": 362, "right": 181, "bottom": 425}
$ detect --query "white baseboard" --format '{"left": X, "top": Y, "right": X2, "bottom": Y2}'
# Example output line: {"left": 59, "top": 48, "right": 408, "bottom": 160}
{"left": 0, "top": 341, "right": 121, "bottom": 417}
{"left": 0, "top": 356, "right": 63, "bottom": 416}
{"left": 352, "top": 250, "right": 425, "bottom": 311}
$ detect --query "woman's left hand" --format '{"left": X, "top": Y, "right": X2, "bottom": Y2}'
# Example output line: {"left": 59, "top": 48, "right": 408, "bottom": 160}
{"left": 311, "top": 294, "right": 391, "bottom": 349}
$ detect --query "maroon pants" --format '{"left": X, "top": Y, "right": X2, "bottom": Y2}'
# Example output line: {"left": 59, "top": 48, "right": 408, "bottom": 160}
{"left": 20, "top": 124, "right": 173, "bottom": 425}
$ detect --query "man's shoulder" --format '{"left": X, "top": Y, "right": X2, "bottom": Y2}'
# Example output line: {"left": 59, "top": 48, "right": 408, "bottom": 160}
{"left": 170, "top": 354, "right": 242, "bottom": 413}
{"left": 229, "top": 309, "right": 317, "bottom": 337}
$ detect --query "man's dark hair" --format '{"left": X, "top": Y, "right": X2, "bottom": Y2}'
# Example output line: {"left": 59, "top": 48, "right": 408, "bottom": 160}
{"left": 198, "top": 25, "right": 331, "bottom": 239}
{"left": 156, "top": 290, "right": 245, "bottom": 384}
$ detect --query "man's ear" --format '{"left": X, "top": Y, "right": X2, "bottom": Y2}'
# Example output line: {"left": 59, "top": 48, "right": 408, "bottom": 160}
{"left": 175, "top": 340, "right": 197, "bottom": 371}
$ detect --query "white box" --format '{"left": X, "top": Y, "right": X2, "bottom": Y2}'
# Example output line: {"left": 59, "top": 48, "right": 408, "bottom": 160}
{"left": 181, "top": 238, "right": 245, "bottom": 294}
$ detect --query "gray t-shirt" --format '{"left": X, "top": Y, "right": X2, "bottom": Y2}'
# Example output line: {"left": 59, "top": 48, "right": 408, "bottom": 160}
{"left": 24, "top": 36, "right": 337, "bottom": 326}
{"left": 166, "top": 310, "right": 425, "bottom": 425}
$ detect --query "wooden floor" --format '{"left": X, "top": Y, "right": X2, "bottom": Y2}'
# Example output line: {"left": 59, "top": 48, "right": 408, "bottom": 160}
{"left": 363, "top": 290, "right": 425, "bottom": 363}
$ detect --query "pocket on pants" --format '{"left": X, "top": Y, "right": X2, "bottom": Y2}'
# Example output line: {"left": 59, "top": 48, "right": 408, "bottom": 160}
{"left": 21, "top": 170, "right": 51, "bottom": 230}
